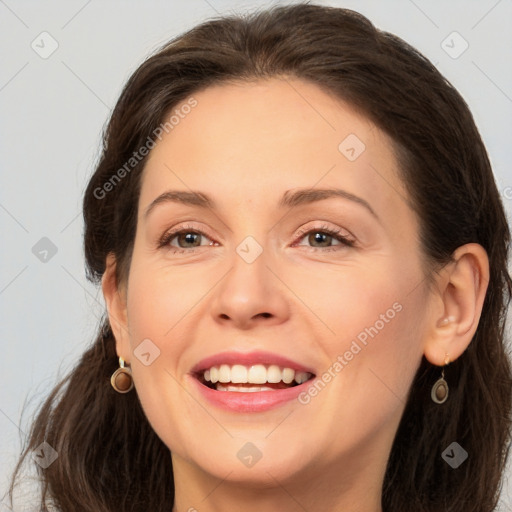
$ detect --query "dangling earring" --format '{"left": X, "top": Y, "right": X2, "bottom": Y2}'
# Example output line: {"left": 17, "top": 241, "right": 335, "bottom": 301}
{"left": 111, "top": 357, "right": 134, "bottom": 393}
{"left": 431, "top": 353, "right": 450, "bottom": 404}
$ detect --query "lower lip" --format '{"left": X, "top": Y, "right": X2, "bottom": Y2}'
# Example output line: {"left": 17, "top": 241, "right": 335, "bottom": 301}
{"left": 187, "top": 375, "right": 315, "bottom": 413}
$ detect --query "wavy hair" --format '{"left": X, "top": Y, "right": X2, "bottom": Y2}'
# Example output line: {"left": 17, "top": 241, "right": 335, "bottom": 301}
{"left": 6, "top": 3, "right": 512, "bottom": 511}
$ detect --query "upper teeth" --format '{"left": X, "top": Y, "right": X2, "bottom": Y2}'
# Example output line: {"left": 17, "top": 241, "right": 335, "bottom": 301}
{"left": 203, "top": 364, "right": 311, "bottom": 385}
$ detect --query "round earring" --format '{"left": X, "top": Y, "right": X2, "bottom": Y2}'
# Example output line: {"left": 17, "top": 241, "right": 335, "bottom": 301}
{"left": 431, "top": 354, "right": 450, "bottom": 404}
{"left": 111, "top": 357, "right": 134, "bottom": 393}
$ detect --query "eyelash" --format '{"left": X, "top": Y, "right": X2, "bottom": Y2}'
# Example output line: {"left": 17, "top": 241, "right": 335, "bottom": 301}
{"left": 157, "top": 223, "right": 356, "bottom": 254}
{"left": 293, "top": 224, "right": 355, "bottom": 251}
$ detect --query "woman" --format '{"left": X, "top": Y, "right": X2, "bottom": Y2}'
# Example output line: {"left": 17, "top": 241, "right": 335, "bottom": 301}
{"left": 6, "top": 3, "right": 511, "bottom": 511}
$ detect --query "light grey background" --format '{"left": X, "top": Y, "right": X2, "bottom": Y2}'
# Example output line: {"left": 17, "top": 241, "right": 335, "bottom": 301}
{"left": 1, "top": 0, "right": 511, "bottom": 509}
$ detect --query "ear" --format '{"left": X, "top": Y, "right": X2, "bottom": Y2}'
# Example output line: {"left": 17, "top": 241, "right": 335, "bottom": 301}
{"left": 101, "top": 253, "right": 131, "bottom": 361}
{"left": 423, "top": 243, "right": 489, "bottom": 366}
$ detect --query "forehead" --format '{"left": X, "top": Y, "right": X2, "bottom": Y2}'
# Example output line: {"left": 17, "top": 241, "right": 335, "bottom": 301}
{"left": 139, "top": 77, "right": 410, "bottom": 224}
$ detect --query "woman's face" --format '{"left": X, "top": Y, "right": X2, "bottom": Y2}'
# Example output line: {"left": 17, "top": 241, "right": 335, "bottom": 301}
{"left": 116, "top": 77, "right": 432, "bottom": 487}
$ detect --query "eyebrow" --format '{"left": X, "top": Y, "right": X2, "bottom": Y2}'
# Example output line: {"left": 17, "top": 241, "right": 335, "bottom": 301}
{"left": 143, "top": 187, "right": 378, "bottom": 220}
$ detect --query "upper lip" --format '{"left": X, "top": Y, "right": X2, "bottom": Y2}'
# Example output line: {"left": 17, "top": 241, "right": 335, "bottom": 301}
{"left": 190, "top": 350, "right": 317, "bottom": 375}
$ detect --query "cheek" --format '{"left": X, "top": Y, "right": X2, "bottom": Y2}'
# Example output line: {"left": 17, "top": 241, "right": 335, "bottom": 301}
{"left": 284, "top": 260, "right": 414, "bottom": 355}
{"left": 126, "top": 260, "right": 210, "bottom": 342}
{"left": 123, "top": 266, "right": 211, "bottom": 453}
{"left": 294, "top": 260, "right": 425, "bottom": 410}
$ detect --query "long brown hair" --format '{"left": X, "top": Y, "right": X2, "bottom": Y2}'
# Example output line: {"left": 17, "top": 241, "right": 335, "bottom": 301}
{"left": 6, "top": 3, "right": 512, "bottom": 511}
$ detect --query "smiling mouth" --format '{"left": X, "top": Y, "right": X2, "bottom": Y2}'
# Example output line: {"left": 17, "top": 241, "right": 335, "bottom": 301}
{"left": 195, "top": 364, "right": 316, "bottom": 392}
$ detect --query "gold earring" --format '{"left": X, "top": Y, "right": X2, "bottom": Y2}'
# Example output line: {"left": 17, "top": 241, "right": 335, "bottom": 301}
{"left": 111, "top": 357, "right": 134, "bottom": 393}
{"left": 431, "top": 353, "right": 450, "bottom": 404}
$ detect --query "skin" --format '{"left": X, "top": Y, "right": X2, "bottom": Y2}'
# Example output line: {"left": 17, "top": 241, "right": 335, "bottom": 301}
{"left": 102, "top": 77, "right": 489, "bottom": 512}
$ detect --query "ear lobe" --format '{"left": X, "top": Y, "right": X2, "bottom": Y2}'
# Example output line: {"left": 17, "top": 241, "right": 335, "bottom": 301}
{"left": 101, "top": 253, "right": 131, "bottom": 360}
{"left": 423, "top": 243, "right": 489, "bottom": 366}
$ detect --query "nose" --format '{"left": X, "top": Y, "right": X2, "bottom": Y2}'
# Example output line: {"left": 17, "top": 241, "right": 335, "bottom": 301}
{"left": 210, "top": 244, "right": 290, "bottom": 330}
